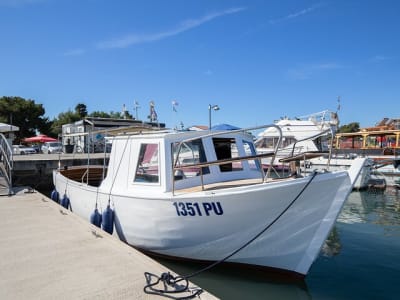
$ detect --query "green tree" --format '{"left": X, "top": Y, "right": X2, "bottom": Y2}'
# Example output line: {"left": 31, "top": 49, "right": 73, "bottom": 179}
{"left": 89, "top": 111, "right": 111, "bottom": 118}
{"left": 89, "top": 110, "right": 133, "bottom": 119}
{"left": 75, "top": 103, "right": 88, "bottom": 118}
{"left": 0, "top": 96, "right": 52, "bottom": 142}
{"left": 50, "top": 110, "right": 81, "bottom": 136}
{"left": 123, "top": 110, "right": 133, "bottom": 119}
{"left": 109, "top": 111, "right": 125, "bottom": 118}
{"left": 338, "top": 122, "right": 360, "bottom": 133}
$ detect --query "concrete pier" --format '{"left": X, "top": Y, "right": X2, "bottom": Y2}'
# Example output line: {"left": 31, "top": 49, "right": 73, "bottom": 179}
{"left": 11, "top": 153, "right": 108, "bottom": 190}
{"left": 0, "top": 189, "right": 217, "bottom": 299}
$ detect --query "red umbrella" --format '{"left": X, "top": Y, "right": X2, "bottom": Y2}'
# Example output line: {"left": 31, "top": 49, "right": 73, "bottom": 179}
{"left": 23, "top": 134, "right": 57, "bottom": 143}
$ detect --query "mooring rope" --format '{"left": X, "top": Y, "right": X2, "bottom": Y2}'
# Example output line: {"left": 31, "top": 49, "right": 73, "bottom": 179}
{"left": 143, "top": 171, "right": 319, "bottom": 299}
{"left": 101, "top": 135, "right": 131, "bottom": 211}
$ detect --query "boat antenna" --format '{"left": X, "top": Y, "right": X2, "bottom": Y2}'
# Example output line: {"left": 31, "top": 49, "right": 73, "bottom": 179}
{"left": 134, "top": 100, "right": 140, "bottom": 120}
{"left": 331, "top": 96, "right": 341, "bottom": 128}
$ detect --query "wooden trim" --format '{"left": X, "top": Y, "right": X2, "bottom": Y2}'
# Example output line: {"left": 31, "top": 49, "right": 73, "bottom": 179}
{"left": 279, "top": 151, "right": 328, "bottom": 163}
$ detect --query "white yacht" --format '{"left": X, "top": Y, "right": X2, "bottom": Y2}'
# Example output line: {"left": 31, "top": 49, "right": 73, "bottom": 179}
{"left": 255, "top": 111, "right": 373, "bottom": 189}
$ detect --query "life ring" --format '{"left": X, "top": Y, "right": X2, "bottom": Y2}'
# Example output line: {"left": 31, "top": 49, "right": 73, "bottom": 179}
{"left": 382, "top": 147, "right": 394, "bottom": 155}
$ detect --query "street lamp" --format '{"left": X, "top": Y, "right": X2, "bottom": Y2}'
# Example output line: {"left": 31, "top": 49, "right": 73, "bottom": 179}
{"left": 208, "top": 104, "right": 220, "bottom": 130}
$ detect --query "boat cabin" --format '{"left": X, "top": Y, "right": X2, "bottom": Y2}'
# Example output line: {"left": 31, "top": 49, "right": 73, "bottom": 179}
{"left": 98, "top": 130, "right": 269, "bottom": 194}
{"left": 255, "top": 119, "right": 333, "bottom": 154}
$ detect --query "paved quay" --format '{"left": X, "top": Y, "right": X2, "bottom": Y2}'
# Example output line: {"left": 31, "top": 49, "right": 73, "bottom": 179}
{"left": 0, "top": 189, "right": 218, "bottom": 300}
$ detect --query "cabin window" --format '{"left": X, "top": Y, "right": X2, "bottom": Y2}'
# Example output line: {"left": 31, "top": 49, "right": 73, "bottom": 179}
{"left": 172, "top": 139, "right": 209, "bottom": 180}
{"left": 281, "top": 137, "right": 297, "bottom": 148}
{"left": 255, "top": 136, "right": 297, "bottom": 149}
{"left": 255, "top": 137, "right": 277, "bottom": 148}
{"left": 212, "top": 138, "right": 242, "bottom": 172}
{"left": 134, "top": 143, "right": 159, "bottom": 183}
{"left": 243, "top": 140, "right": 261, "bottom": 170}
{"left": 315, "top": 136, "right": 331, "bottom": 152}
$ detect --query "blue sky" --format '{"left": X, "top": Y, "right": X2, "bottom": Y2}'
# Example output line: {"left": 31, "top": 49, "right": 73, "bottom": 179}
{"left": 1, "top": 0, "right": 399, "bottom": 129}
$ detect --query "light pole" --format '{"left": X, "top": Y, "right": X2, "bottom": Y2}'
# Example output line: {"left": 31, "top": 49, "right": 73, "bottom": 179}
{"left": 133, "top": 101, "right": 140, "bottom": 120}
{"left": 208, "top": 104, "right": 220, "bottom": 130}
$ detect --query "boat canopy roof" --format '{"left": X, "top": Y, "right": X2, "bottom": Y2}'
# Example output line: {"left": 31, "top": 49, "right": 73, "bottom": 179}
{"left": 108, "top": 128, "right": 253, "bottom": 143}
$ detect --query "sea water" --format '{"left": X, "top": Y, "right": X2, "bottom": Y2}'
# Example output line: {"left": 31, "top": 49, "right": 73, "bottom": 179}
{"left": 156, "top": 189, "right": 400, "bottom": 300}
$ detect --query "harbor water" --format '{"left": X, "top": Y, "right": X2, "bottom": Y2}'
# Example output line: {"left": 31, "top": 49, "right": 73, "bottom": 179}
{"left": 155, "top": 188, "right": 400, "bottom": 300}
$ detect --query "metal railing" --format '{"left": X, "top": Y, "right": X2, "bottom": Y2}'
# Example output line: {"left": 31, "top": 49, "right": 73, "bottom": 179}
{"left": 286, "top": 127, "right": 335, "bottom": 170}
{"left": 0, "top": 133, "right": 14, "bottom": 195}
{"left": 172, "top": 124, "right": 283, "bottom": 194}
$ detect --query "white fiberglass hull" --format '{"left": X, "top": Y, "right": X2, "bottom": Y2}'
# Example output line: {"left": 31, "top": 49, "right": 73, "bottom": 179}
{"left": 308, "top": 157, "right": 372, "bottom": 190}
{"left": 53, "top": 170, "right": 351, "bottom": 277}
{"left": 263, "top": 155, "right": 371, "bottom": 190}
{"left": 370, "top": 159, "right": 400, "bottom": 186}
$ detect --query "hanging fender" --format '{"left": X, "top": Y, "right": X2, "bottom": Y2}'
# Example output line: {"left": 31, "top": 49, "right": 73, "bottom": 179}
{"left": 102, "top": 205, "right": 114, "bottom": 235}
{"left": 50, "top": 189, "right": 59, "bottom": 203}
{"left": 90, "top": 208, "right": 102, "bottom": 228}
{"left": 60, "top": 194, "right": 70, "bottom": 209}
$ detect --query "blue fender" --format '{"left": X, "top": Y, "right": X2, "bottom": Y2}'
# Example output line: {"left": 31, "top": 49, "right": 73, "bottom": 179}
{"left": 50, "top": 189, "right": 59, "bottom": 203}
{"left": 60, "top": 194, "right": 70, "bottom": 209}
{"left": 90, "top": 208, "right": 102, "bottom": 228}
{"left": 102, "top": 205, "right": 114, "bottom": 234}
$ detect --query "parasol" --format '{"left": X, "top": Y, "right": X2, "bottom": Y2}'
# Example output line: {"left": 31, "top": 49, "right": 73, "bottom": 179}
{"left": 211, "top": 123, "right": 241, "bottom": 131}
{"left": 23, "top": 134, "right": 57, "bottom": 143}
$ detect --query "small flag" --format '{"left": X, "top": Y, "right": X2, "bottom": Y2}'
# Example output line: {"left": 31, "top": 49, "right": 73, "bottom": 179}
{"left": 149, "top": 101, "right": 158, "bottom": 121}
{"left": 172, "top": 100, "right": 179, "bottom": 112}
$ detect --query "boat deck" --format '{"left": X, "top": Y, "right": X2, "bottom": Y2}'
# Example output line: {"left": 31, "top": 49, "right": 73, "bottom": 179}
{"left": 279, "top": 151, "right": 328, "bottom": 163}
{"left": 175, "top": 176, "right": 295, "bottom": 194}
{"left": 60, "top": 165, "right": 106, "bottom": 186}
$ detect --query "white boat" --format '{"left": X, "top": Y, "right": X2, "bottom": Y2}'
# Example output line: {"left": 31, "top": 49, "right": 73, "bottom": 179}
{"left": 53, "top": 125, "right": 365, "bottom": 278}
{"left": 255, "top": 111, "right": 373, "bottom": 189}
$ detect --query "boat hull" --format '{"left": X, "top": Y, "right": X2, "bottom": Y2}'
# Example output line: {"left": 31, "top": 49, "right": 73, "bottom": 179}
{"left": 53, "top": 169, "right": 351, "bottom": 277}
{"left": 308, "top": 157, "right": 372, "bottom": 189}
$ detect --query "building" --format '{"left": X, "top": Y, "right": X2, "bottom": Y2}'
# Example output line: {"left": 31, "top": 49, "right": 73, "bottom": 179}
{"left": 0, "top": 122, "right": 19, "bottom": 146}
{"left": 62, "top": 117, "right": 166, "bottom": 153}
{"left": 335, "top": 117, "right": 400, "bottom": 152}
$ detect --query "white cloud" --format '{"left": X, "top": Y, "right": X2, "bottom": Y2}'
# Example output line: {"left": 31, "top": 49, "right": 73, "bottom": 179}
{"left": 96, "top": 7, "right": 246, "bottom": 49}
{"left": 62, "top": 48, "right": 86, "bottom": 56}
{"left": 287, "top": 62, "right": 343, "bottom": 80}
{"left": 312, "top": 63, "right": 342, "bottom": 70}
{"left": 270, "top": 3, "right": 323, "bottom": 24}
{"left": 369, "top": 55, "right": 390, "bottom": 63}
{"left": 287, "top": 68, "right": 310, "bottom": 80}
